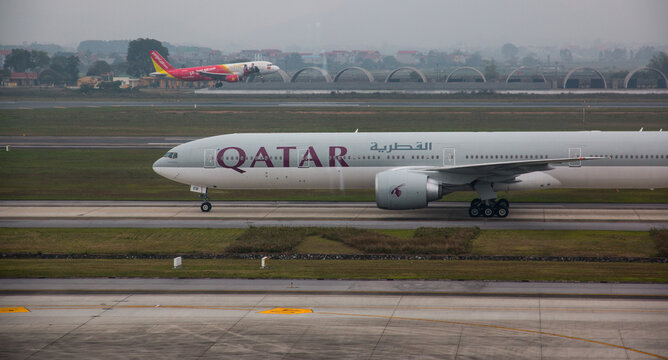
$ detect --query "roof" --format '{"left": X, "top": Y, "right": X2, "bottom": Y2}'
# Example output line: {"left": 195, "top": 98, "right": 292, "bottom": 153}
{"left": 11, "top": 72, "right": 38, "bottom": 79}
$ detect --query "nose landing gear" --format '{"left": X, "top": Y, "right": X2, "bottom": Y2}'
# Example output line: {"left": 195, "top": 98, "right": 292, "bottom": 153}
{"left": 191, "top": 185, "right": 212, "bottom": 212}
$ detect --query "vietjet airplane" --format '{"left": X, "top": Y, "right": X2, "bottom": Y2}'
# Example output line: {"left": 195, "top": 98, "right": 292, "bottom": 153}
{"left": 149, "top": 51, "right": 280, "bottom": 86}
{"left": 153, "top": 131, "right": 668, "bottom": 217}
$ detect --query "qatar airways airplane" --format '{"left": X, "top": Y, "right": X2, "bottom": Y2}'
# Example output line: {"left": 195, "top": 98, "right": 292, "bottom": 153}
{"left": 149, "top": 51, "right": 280, "bottom": 86}
{"left": 152, "top": 131, "right": 668, "bottom": 217}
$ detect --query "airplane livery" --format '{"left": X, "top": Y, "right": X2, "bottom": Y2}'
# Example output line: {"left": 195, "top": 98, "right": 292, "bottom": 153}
{"left": 149, "top": 51, "right": 280, "bottom": 86}
{"left": 152, "top": 131, "right": 668, "bottom": 217}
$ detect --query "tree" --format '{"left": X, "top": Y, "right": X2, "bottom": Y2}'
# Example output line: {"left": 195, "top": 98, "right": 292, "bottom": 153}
{"left": 4, "top": 49, "right": 33, "bottom": 72}
{"left": 466, "top": 52, "right": 483, "bottom": 67}
{"left": 648, "top": 52, "right": 668, "bottom": 76}
{"left": 38, "top": 69, "right": 64, "bottom": 85}
{"left": 126, "top": 38, "right": 169, "bottom": 78}
{"left": 501, "top": 43, "right": 518, "bottom": 64}
{"left": 521, "top": 54, "right": 540, "bottom": 66}
{"left": 31, "top": 51, "right": 50, "bottom": 69}
{"left": 3, "top": 49, "right": 50, "bottom": 72}
{"left": 559, "top": 49, "right": 573, "bottom": 63}
{"left": 634, "top": 46, "right": 655, "bottom": 63}
{"left": 484, "top": 59, "right": 499, "bottom": 81}
{"left": 50, "top": 54, "right": 80, "bottom": 85}
{"left": 382, "top": 55, "right": 400, "bottom": 69}
{"left": 87, "top": 60, "right": 112, "bottom": 76}
{"left": 282, "top": 53, "right": 304, "bottom": 71}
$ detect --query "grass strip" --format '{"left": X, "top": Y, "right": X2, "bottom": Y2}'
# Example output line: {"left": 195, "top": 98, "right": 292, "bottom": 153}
{"left": 3, "top": 106, "right": 668, "bottom": 136}
{"left": 1, "top": 228, "right": 665, "bottom": 258}
{"left": 0, "top": 259, "right": 666, "bottom": 282}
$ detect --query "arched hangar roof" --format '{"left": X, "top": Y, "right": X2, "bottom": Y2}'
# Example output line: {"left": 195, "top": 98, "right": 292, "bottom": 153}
{"left": 384, "top": 67, "right": 427, "bottom": 83}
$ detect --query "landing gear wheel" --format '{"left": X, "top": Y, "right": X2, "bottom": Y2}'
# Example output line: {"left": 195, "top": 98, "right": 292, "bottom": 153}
{"left": 200, "top": 201, "right": 212, "bottom": 212}
{"left": 468, "top": 206, "right": 481, "bottom": 217}
{"left": 495, "top": 205, "right": 509, "bottom": 218}
{"left": 496, "top": 198, "right": 509, "bottom": 209}
{"left": 470, "top": 198, "right": 481, "bottom": 208}
{"left": 482, "top": 205, "right": 495, "bottom": 217}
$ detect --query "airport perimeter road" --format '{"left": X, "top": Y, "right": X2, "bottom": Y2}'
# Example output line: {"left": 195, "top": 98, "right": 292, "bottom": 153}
{"left": 1, "top": 201, "right": 667, "bottom": 230}
{"left": 1, "top": 279, "right": 667, "bottom": 359}
{"left": 2, "top": 100, "right": 668, "bottom": 109}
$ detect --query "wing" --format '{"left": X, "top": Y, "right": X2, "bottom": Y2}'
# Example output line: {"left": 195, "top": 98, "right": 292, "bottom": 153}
{"left": 196, "top": 70, "right": 240, "bottom": 80}
{"left": 414, "top": 156, "right": 607, "bottom": 185}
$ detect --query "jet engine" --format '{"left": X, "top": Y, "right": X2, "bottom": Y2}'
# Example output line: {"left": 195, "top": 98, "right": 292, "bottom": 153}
{"left": 225, "top": 74, "right": 240, "bottom": 82}
{"left": 375, "top": 170, "right": 442, "bottom": 210}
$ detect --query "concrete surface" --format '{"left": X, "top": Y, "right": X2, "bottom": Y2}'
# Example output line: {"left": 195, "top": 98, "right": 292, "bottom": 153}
{"left": 2, "top": 99, "right": 668, "bottom": 110}
{"left": 1, "top": 287, "right": 666, "bottom": 359}
{"left": 1, "top": 201, "right": 667, "bottom": 231}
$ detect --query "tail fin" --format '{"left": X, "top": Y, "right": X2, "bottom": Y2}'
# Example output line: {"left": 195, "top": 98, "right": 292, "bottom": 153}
{"left": 150, "top": 51, "right": 175, "bottom": 72}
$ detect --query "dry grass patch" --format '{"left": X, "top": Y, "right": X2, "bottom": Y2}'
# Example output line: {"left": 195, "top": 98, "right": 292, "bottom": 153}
{"left": 321, "top": 227, "right": 480, "bottom": 255}
{"left": 225, "top": 227, "right": 309, "bottom": 253}
{"left": 651, "top": 229, "right": 668, "bottom": 257}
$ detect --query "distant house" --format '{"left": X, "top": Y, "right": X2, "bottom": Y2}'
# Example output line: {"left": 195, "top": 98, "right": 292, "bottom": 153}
{"left": 3, "top": 72, "right": 39, "bottom": 87}
{"left": 396, "top": 51, "right": 421, "bottom": 65}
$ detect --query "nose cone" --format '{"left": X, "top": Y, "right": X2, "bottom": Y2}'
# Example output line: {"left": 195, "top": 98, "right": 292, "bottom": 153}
{"left": 152, "top": 157, "right": 168, "bottom": 177}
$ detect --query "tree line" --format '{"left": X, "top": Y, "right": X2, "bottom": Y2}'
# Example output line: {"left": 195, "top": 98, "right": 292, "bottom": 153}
{"left": 2, "top": 38, "right": 668, "bottom": 85}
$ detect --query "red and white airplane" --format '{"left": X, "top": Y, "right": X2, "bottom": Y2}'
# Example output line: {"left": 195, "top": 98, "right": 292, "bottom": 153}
{"left": 149, "top": 51, "right": 280, "bottom": 86}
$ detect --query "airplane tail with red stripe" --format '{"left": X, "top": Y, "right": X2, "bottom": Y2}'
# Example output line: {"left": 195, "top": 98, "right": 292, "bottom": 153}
{"left": 150, "top": 50, "right": 175, "bottom": 71}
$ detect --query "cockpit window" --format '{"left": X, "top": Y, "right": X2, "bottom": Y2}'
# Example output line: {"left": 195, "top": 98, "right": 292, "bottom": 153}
{"left": 163, "top": 152, "right": 178, "bottom": 159}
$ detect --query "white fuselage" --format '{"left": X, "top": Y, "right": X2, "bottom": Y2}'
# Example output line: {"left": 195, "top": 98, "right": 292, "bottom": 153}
{"left": 152, "top": 131, "right": 668, "bottom": 193}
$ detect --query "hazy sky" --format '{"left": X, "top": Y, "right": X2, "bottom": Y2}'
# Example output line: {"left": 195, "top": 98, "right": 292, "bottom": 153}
{"left": 1, "top": 0, "right": 666, "bottom": 52}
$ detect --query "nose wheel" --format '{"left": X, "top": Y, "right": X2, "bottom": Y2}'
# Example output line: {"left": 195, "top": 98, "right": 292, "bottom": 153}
{"left": 198, "top": 192, "right": 212, "bottom": 212}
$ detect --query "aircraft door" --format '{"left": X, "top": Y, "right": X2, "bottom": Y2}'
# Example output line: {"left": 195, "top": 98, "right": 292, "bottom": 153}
{"left": 204, "top": 149, "right": 216, "bottom": 168}
{"left": 442, "top": 148, "right": 455, "bottom": 166}
{"left": 568, "top": 147, "right": 581, "bottom": 167}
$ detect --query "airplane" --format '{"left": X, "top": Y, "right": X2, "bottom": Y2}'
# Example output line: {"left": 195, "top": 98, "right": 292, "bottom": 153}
{"left": 152, "top": 131, "right": 668, "bottom": 217}
{"left": 149, "top": 50, "right": 280, "bottom": 87}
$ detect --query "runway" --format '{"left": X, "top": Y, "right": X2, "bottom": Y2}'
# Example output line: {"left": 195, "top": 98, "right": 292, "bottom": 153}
{"left": 1, "top": 201, "right": 667, "bottom": 230}
{"left": 1, "top": 279, "right": 667, "bottom": 359}
{"left": 2, "top": 99, "right": 668, "bottom": 109}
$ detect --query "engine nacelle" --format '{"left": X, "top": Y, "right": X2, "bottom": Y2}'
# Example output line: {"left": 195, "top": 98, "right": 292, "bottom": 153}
{"left": 375, "top": 170, "right": 442, "bottom": 210}
{"left": 225, "top": 74, "right": 240, "bottom": 82}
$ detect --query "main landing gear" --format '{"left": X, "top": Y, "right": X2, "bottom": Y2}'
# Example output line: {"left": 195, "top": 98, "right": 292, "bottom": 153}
{"left": 468, "top": 198, "right": 509, "bottom": 218}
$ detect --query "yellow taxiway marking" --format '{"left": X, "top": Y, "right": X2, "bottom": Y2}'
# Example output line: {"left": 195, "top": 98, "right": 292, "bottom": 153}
{"left": 318, "top": 311, "right": 668, "bottom": 360}
{"left": 259, "top": 308, "right": 312, "bottom": 315}
{"left": 13, "top": 304, "right": 665, "bottom": 358}
{"left": 0, "top": 307, "right": 30, "bottom": 313}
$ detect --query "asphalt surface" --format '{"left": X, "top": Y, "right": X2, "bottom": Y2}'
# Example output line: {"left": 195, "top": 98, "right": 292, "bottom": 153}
{"left": 2, "top": 100, "right": 668, "bottom": 109}
{"left": 0, "top": 136, "right": 196, "bottom": 148}
{"left": 1, "top": 279, "right": 667, "bottom": 359}
{"left": 1, "top": 201, "right": 667, "bottom": 230}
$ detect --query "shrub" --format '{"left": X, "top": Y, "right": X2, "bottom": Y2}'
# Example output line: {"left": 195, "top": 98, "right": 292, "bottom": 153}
{"left": 650, "top": 228, "right": 668, "bottom": 257}
{"left": 225, "top": 227, "right": 307, "bottom": 253}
